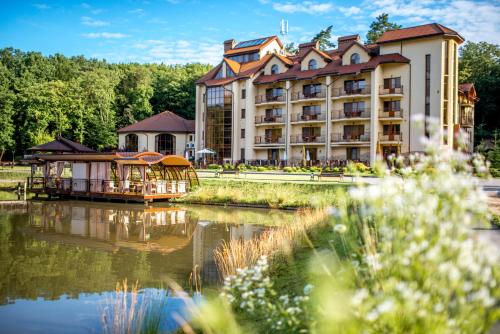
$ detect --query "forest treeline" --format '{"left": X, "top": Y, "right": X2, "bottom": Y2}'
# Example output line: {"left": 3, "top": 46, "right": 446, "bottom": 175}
{"left": 0, "top": 47, "right": 212, "bottom": 157}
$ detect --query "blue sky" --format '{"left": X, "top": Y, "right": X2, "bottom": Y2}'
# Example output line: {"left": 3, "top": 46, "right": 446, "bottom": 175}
{"left": 1, "top": 0, "right": 499, "bottom": 65}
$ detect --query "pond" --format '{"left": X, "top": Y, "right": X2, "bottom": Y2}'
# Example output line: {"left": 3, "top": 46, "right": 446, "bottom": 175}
{"left": 0, "top": 200, "right": 296, "bottom": 333}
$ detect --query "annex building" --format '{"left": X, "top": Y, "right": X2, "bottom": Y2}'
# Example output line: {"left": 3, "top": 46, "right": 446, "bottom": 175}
{"left": 195, "top": 23, "right": 475, "bottom": 165}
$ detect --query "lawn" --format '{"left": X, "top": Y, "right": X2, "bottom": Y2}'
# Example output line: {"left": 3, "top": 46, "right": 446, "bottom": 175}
{"left": 176, "top": 179, "right": 347, "bottom": 209}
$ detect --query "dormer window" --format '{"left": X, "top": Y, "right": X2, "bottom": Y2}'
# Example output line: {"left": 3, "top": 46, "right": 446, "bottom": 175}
{"left": 215, "top": 68, "right": 223, "bottom": 79}
{"left": 271, "top": 64, "right": 279, "bottom": 75}
{"left": 350, "top": 53, "right": 360, "bottom": 65}
{"left": 308, "top": 59, "right": 317, "bottom": 70}
{"left": 227, "top": 67, "right": 235, "bottom": 77}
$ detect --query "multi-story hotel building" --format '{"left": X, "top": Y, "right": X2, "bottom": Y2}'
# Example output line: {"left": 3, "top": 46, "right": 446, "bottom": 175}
{"left": 195, "top": 23, "right": 470, "bottom": 165}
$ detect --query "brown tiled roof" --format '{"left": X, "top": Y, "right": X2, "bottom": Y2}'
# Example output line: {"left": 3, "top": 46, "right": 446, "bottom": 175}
{"left": 377, "top": 23, "right": 464, "bottom": 44}
{"left": 117, "top": 111, "right": 194, "bottom": 133}
{"left": 458, "top": 83, "right": 473, "bottom": 92}
{"left": 196, "top": 64, "right": 222, "bottom": 84}
{"left": 338, "top": 34, "right": 359, "bottom": 42}
{"left": 30, "top": 136, "right": 95, "bottom": 153}
{"left": 223, "top": 36, "right": 282, "bottom": 56}
{"left": 253, "top": 53, "right": 409, "bottom": 84}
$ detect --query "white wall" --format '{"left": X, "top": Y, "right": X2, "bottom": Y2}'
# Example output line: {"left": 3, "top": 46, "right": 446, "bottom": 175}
{"left": 342, "top": 44, "right": 370, "bottom": 65}
{"left": 118, "top": 132, "right": 194, "bottom": 156}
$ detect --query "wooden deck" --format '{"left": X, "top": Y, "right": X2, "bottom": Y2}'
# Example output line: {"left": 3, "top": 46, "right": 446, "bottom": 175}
{"left": 30, "top": 188, "right": 184, "bottom": 203}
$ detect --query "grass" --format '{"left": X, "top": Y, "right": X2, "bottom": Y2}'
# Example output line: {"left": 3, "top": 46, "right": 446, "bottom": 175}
{"left": 214, "top": 208, "right": 331, "bottom": 278}
{"left": 0, "top": 190, "right": 34, "bottom": 201}
{"left": 175, "top": 180, "right": 347, "bottom": 209}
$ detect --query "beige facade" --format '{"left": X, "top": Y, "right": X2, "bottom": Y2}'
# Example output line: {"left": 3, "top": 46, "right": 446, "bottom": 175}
{"left": 118, "top": 132, "right": 195, "bottom": 156}
{"left": 196, "top": 25, "right": 468, "bottom": 165}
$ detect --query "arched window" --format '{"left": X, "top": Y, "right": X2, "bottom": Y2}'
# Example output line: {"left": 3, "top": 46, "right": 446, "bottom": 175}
{"left": 350, "top": 53, "right": 360, "bottom": 64}
{"left": 308, "top": 59, "right": 317, "bottom": 70}
{"left": 155, "top": 134, "right": 176, "bottom": 155}
{"left": 125, "top": 134, "right": 138, "bottom": 152}
{"left": 271, "top": 64, "right": 279, "bottom": 75}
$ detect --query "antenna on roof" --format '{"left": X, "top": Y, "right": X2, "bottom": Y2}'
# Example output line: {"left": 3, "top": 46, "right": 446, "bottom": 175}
{"left": 280, "top": 18, "right": 288, "bottom": 36}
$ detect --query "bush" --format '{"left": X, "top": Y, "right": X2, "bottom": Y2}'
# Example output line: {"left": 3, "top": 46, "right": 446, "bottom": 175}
{"left": 208, "top": 164, "right": 221, "bottom": 170}
{"left": 256, "top": 166, "right": 267, "bottom": 172}
{"left": 223, "top": 164, "right": 235, "bottom": 170}
{"left": 283, "top": 167, "right": 293, "bottom": 173}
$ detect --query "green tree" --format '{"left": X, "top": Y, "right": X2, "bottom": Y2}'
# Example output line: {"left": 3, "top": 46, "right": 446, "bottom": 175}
{"left": 0, "top": 64, "right": 15, "bottom": 161}
{"left": 284, "top": 42, "right": 298, "bottom": 54}
{"left": 459, "top": 41, "right": 500, "bottom": 142}
{"left": 312, "top": 25, "right": 335, "bottom": 50}
{"left": 365, "top": 13, "right": 402, "bottom": 44}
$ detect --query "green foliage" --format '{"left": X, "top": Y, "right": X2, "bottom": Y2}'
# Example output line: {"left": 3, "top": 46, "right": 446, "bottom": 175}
{"left": 459, "top": 41, "right": 500, "bottom": 142}
{"left": 365, "top": 13, "right": 402, "bottom": 44}
{"left": 284, "top": 42, "right": 298, "bottom": 54}
{"left": 312, "top": 25, "right": 335, "bottom": 50}
{"left": 487, "top": 132, "right": 500, "bottom": 170}
{"left": 0, "top": 48, "right": 212, "bottom": 154}
{"left": 208, "top": 164, "right": 221, "bottom": 170}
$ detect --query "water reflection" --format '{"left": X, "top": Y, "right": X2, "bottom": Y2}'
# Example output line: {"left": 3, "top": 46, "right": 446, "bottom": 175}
{"left": 0, "top": 201, "right": 295, "bottom": 333}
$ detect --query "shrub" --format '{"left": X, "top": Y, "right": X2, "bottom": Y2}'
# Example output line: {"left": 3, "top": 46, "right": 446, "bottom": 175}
{"left": 236, "top": 164, "right": 246, "bottom": 171}
{"left": 256, "top": 166, "right": 267, "bottom": 172}
{"left": 283, "top": 167, "right": 293, "bottom": 173}
{"left": 208, "top": 164, "right": 221, "bottom": 170}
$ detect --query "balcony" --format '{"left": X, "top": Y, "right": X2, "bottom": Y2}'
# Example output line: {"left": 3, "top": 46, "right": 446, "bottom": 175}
{"left": 379, "top": 85, "right": 403, "bottom": 96}
{"left": 379, "top": 109, "right": 403, "bottom": 119}
{"left": 379, "top": 132, "right": 403, "bottom": 142}
{"left": 255, "top": 94, "right": 285, "bottom": 105}
{"left": 331, "top": 132, "right": 370, "bottom": 143}
{"left": 332, "top": 85, "right": 371, "bottom": 98}
{"left": 331, "top": 108, "right": 370, "bottom": 120}
{"left": 290, "top": 135, "right": 325, "bottom": 144}
{"left": 254, "top": 136, "right": 285, "bottom": 145}
{"left": 291, "top": 90, "right": 326, "bottom": 102}
{"left": 291, "top": 112, "right": 326, "bottom": 123}
{"left": 255, "top": 115, "right": 285, "bottom": 125}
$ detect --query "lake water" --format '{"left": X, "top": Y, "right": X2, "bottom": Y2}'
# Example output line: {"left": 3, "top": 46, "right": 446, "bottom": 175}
{"left": 0, "top": 201, "right": 295, "bottom": 333}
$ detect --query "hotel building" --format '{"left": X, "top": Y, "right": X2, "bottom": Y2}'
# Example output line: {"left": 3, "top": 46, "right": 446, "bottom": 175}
{"left": 195, "top": 23, "right": 472, "bottom": 165}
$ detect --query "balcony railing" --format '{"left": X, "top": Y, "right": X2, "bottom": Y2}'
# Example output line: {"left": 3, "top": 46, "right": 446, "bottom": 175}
{"left": 379, "top": 132, "right": 403, "bottom": 142}
{"left": 291, "top": 112, "right": 326, "bottom": 122}
{"left": 27, "top": 177, "right": 188, "bottom": 195}
{"left": 255, "top": 115, "right": 285, "bottom": 124}
{"left": 255, "top": 94, "right": 285, "bottom": 104}
{"left": 379, "top": 109, "right": 403, "bottom": 118}
{"left": 332, "top": 85, "right": 371, "bottom": 97}
{"left": 331, "top": 108, "right": 370, "bottom": 120}
{"left": 291, "top": 90, "right": 326, "bottom": 101}
{"left": 331, "top": 132, "right": 370, "bottom": 143}
{"left": 379, "top": 85, "right": 403, "bottom": 95}
{"left": 254, "top": 136, "right": 285, "bottom": 144}
{"left": 290, "top": 135, "right": 325, "bottom": 144}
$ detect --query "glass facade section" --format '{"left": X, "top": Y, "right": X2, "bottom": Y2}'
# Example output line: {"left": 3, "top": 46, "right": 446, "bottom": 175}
{"left": 205, "top": 86, "right": 233, "bottom": 159}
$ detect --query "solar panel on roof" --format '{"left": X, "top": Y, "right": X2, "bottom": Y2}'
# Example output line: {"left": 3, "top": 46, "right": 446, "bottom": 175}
{"left": 234, "top": 38, "right": 267, "bottom": 49}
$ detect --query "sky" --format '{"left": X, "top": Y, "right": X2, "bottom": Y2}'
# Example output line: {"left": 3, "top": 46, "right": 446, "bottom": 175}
{"left": 0, "top": 0, "right": 499, "bottom": 65}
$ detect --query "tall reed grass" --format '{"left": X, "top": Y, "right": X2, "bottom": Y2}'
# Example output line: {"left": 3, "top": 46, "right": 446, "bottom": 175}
{"left": 214, "top": 208, "right": 330, "bottom": 278}
{"left": 101, "top": 280, "right": 166, "bottom": 334}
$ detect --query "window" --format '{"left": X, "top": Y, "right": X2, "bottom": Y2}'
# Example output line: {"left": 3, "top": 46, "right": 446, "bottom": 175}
{"left": 265, "top": 128, "right": 282, "bottom": 143}
{"left": 226, "top": 66, "right": 235, "bottom": 77}
{"left": 155, "top": 133, "right": 176, "bottom": 155}
{"left": 383, "top": 77, "right": 401, "bottom": 89}
{"left": 241, "top": 128, "right": 245, "bottom": 139}
{"left": 347, "top": 147, "right": 360, "bottom": 160}
{"left": 215, "top": 68, "right": 223, "bottom": 79}
{"left": 425, "top": 54, "right": 431, "bottom": 137}
{"left": 344, "top": 79, "right": 366, "bottom": 94}
{"left": 383, "top": 100, "right": 401, "bottom": 111}
{"left": 241, "top": 108, "right": 246, "bottom": 119}
{"left": 303, "top": 84, "right": 322, "bottom": 97}
{"left": 265, "top": 108, "right": 282, "bottom": 121}
{"left": 241, "top": 89, "right": 246, "bottom": 99}
{"left": 383, "top": 124, "right": 400, "bottom": 135}
{"left": 265, "top": 87, "right": 284, "bottom": 100}
{"left": 271, "top": 64, "right": 279, "bottom": 74}
{"left": 350, "top": 53, "right": 360, "bottom": 64}
{"left": 303, "top": 105, "right": 321, "bottom": 115}
{"left": 302, "top": 127, "right": 321, "bottom": 140}
{"left": 125, "top": 134, "right": 138, "bottom": 152}
{"left": 343, "top": 125, "right": 365, "bottom": 139}
{"left": 344, "top": 101, "right": 365, "bottom": 116}
{"left": 308, "top": 59, "right": 317, "bottom": 70}
{"left": 241, "top": 148, "right": 245, "bottom": 161}
{"left": 227, "top": 52, "right": 259, "bottom": 63}
{"left": 206, "top": 86, "right": 233, "bottom": 158}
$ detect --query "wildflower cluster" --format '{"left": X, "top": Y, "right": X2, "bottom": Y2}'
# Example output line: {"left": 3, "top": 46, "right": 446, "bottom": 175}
{"left": 336, "top": 144, "right": 500, "bottom": 333}
{"left": 221, "top": 256, "right": 312, "bottom": 333}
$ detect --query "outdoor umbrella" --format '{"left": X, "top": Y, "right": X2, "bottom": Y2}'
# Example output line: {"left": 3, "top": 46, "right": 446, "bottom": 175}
{"left": 196, "top": 148, "right": 216, "bottom": 166}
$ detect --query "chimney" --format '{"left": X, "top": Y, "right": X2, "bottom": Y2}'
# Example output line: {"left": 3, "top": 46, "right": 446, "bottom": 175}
{"left": 298, "top": 40, "right": 319, "bottom": 52}
{"left": 224, "top": 39, "right": 236, "bottom": 53}
{"left": 337, "top": 34, "right": 360, "bottom": 51}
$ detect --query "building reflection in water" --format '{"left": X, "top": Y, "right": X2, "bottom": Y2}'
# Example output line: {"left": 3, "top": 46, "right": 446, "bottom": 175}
{"left": 27, "top": 201, "right": 267, "bottom": 284}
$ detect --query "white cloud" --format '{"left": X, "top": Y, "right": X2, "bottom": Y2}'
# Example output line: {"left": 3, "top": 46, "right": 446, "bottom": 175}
{"left": 81, "top": 16, "right": 109, "bottom": 27}
{"left": 366, "top": 0, "right": 500, "bottom": 44}
{"left": 82, "top": 32, "right": 128, "bottom": 39}
{"left": 129, "top": 8, "right": 145, "bottom": 16}
{"left": 272, "top": 1, "right": 333, "bottom": 14}
{"left": 339, "top": 6, "right": 361, "bottom": 16}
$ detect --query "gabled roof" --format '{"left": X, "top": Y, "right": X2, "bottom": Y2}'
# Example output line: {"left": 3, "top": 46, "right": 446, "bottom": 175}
{"left": 458, "top": 83, "right": 479, "bottom": 101}
{"left": 338, "top": 40, "right": 371, "bottom": 57}
{"left": 223, "top": 36, "right": 283, "bottom": 56}
{"left": 223, "top": 57, "right": 241, "bottom": 74}
{"left": 300, "top": 47, "right": 333, "bottom": 63}
{"left": 117, "top": 111, "right": 195, "bottom": 133}
{"left": 377, "top": 23, "right": 464, "bottom": 44}
{"left": 30, "top": 136, "right": 95, "bottom": 153}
